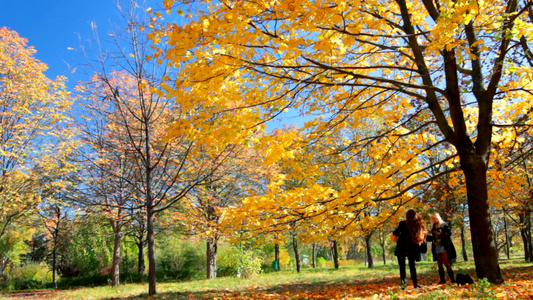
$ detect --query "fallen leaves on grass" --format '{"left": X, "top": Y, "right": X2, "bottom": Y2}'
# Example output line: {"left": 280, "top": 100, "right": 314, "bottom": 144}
{"left": 4, "top": 264, "right": 533, "bottom": 299}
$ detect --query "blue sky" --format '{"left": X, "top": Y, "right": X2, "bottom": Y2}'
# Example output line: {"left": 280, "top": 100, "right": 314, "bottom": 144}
{"left": 1, "top": 0, "right": 158, "bottom": 84}
{"left": 0, "top": 0, "right": 302, "bottom": 130}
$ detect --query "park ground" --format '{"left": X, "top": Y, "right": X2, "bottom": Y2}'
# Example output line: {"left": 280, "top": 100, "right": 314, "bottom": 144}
{"left": 1, "top": 258, "right": 533, "bottom": 299}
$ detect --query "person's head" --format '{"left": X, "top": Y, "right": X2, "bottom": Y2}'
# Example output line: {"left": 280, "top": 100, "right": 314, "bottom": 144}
{"left": 406, "top": 209, "right": 427, "bottom": 244}
{"left": 431, "top": 212, "right": 444, "bottom": 225}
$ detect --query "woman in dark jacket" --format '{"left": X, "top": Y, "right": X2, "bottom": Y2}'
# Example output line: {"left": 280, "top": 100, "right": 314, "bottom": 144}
{"left": 392, "top": 209, "right": 427, "bottom": 288}
{"left": 428, "top": 212, "right": 457, "bottom": 284}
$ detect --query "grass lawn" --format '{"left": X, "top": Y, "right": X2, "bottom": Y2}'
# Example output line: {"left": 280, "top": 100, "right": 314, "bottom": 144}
{"left": 2, "top": 258, "right": 533, "bottom": 299}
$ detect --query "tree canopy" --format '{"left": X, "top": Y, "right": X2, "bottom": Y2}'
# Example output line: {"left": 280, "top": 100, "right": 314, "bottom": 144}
{"left": 151, "top": 0, "right": 533, "bottom": 283}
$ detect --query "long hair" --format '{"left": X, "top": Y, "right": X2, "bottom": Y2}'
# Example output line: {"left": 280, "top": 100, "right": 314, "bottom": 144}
{"left": 406, "top": 209, "right": 427, "bottom": 244}
{"left": 432, "top": 212, "right": 444, "bottom": 226}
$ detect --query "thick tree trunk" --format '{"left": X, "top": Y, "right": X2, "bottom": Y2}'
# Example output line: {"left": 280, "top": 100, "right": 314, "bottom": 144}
{"left": 111, "top": 225, "right": 123, "bottom": 286}
{"left": 332, "top": 240, "right": 339, "bottom": 269}
{"left": 365, "top": 232, "right": 374, "bottom": 268}
{"left": 292, "top": 235, "right": 300, "bottom": 273}
{"left": 206, "top": 237, "right": 217, "bottom": 279}
{"left": 463, "top": 160, "right": 503, "bottom": 283}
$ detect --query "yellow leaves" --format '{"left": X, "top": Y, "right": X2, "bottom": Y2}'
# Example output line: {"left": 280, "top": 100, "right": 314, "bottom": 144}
{"left": 202, "top": 18, "right": 210, "bottom": 29}
{"left": 148, "top": 0, "right": 533, "bottom": 245}
{"left": 162, "top": 0, "right": 174, "bottom": 10}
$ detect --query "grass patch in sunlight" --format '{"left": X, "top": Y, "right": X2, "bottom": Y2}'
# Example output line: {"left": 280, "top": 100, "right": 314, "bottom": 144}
{"left": 2, "top": 258, "right": 533, "bottom": 299}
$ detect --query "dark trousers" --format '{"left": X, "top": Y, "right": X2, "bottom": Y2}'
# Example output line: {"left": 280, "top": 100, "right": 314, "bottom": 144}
{"left": 397, "top": 255, "right": 417, "bottom": 285}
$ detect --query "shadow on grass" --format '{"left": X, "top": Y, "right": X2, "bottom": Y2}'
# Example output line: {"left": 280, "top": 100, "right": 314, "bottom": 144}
{"left": 4, "top": 260, "right": 532, "bottom": 299}
{"left": 111, "top": 263, "right": 533, "bottom": 300}
{"left": 103, "top": 268, "right": 455, "bottom": 300}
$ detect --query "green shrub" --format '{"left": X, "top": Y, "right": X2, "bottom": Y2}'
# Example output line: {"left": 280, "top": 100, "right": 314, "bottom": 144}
{"left": 0, "top": 279, "right": 45, "bottom": 291}
{"left": 7, "top": 262, "right": 51, "bottom": 283}
{"left": 237, "top": 250, "right": 262, "bottom": 279}
{"left": 217, "top": 245, "right": 240, "bottom": 277}
{"left": 56, "top": 274, "right": 110, "bottom": 288}
{"left": 316, "top": 256, "right": 327, "bottom": 268}
{"left": 57, "top": 219, "right": 113, "bottom": 278}
{"left": 156, "top": 239, "right": 205, "bottom": 281}
{"left": 13, "top": 279, "right": 43, "bottom": 290}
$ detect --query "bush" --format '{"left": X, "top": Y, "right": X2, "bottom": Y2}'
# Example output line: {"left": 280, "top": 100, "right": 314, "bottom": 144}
{"left": 0, "top": 279, "right": 45, "bottom": 291}
{"left": 316, "top": 256, "right": 327, "bottom": 268}
{"left": 0, "top": 262, "right": 51, "bottom": 291}
{"left": 7, "top": 262, "right": 51, "bottom": 283}
{"left": 156, "top": 239, "right": 205, "bottom": 281}
{"left": 12, "top": 279, "right": 43, "bottom": 290}
{"left": 56, "top": 274, "right": 110, "bottom": 288}
{"left": 217, "top": 245, "right": 240, "bottom": 277}
{"left": 237, "top": 250, "right": 262, "bottom": 279}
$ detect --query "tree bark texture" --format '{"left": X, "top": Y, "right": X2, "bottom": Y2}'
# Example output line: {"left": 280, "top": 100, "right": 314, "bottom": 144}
{"left": 147, "top": 208, "right": 157, "bottom": 295}
{"left": 206, "top": 237, "right": 218, "bottom": 279}
{"left": 365, "top": 233, "right": 374, "bottom": 268}
{"left": 462, "top": 159, "right": 503, "bottom": 283}
{"left": 137, "top": 241, "right": 146, "bottom": 274}
{"left": 460, "top": 223, "right": 468, "bottom": 261}
{"left": 332, "top": 240, "right": 339, "bottom": 269}
{"left": 520, "top": 211, "right": 532, "bottom": 262}
{"left": 292, "top": 234, "right": 300, "bottom": 273}
{"left": 111, "top": 225, "right": 123, "bottom": 286}
{"left": 312, "top": 243, "right": 316, "bottom": 268}
{"left": 275, "top": 243, "right": 280, "bottom": 271}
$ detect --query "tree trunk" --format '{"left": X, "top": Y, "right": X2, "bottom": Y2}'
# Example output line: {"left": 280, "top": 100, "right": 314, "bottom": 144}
{"left": 379, "top": 231, "right": 386, "bottom": 265}
{"left": 353, "top": 243, "right": 358, "bottom": 262}
{"left": 463, "top": 160, "right": 503, "bottom": 283}
{"left": 292, "top": 234, "right": 300, "bottom": 273}
{"left": 111, "top": 226, "right": 123, "bottom": 286}
{"left": 520, "top": 211, "right": 532, "bottom": 261}
{"left": 147, "top": 208, "right": 157, "bottom": 295}
{"left": 460, "top": 222, "right": 468, "bottom": 261}
{"left": 503, "top": 214, "right": 510, "bottom": 259}
{"left": 52, "top": 242, "right": 57, "bottom": 288}
{"left": 332, "top": 240, "right": 339, "bottom": 269}
{"left": 275, "top": 243, "right": 280, "bottom": 271}
{"left": 312, "top": 243, "right": 316, "bottom": 268}
{"left": 136, "top": 241, "right": 146, "bottom": 274}
{"left": 365, "top": 232, "right": 374, "bottom": 268}
{"left": 206, "top": 204, "right": 218, "bottom": 279}
{"left": 206, "top": 236, "right": 217, "bottom": 279}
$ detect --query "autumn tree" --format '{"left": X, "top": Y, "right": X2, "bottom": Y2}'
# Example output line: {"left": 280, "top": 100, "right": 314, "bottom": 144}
{"left": 0, "top": 27, "right": 73, "bottom": 260}
{"left": 491, "top": 124, "right": 533, "bottom": 261}
{"left": 74, "top": 63, "right": 148, "bottom": 286}
{"left": 180, "top": 143, "right": 275, "bottom": 279}
{"left": 36, "top": 146, "right": 79, "bottom": 288}
{"left": 152, "top": 0, "right": 533, "bottom": 283}
{"left": 37, "top": 203, "right": 70, "bottom": 288}
{"left": 76, "top": 1, "right": 251, "bottom": 293}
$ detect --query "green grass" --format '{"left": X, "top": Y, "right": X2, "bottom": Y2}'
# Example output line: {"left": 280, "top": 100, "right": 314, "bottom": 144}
{"left": 1, "top": 258, "right": 530, "bottom": 299}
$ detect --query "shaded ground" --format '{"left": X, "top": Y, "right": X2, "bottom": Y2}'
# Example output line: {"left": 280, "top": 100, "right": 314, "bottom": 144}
{"left": 3, "top": 263, "right": 533, "bottom": 299}
{"left": 106, "top": 264, "right": 533, "bottom": 300}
